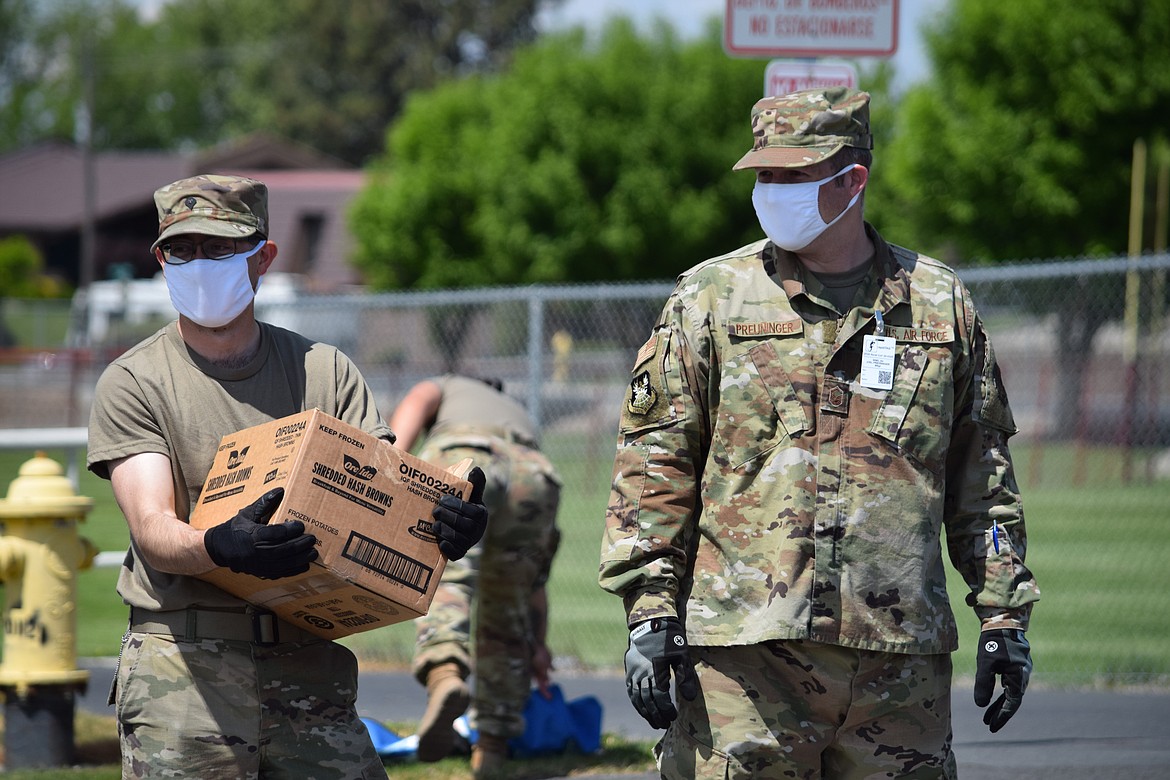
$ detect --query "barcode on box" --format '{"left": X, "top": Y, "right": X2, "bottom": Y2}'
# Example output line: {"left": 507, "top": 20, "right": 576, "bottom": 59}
{"left": 342, "top": 532, "right": 433, "bottom": 593}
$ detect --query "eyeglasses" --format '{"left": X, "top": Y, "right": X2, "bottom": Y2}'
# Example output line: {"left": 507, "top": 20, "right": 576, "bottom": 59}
{"left": 159, "top": 236, "right": 261, "bottom": 264}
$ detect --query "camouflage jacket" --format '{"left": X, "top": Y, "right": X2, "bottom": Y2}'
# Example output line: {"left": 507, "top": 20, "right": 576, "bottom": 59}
{"left": 599, "top": 229, "right": 1039, "bottom": 654}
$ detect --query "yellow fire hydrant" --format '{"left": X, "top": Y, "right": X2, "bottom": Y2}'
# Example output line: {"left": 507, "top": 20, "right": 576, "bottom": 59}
{"left": 0, "top": 452, "right": 98, "bottom": 769}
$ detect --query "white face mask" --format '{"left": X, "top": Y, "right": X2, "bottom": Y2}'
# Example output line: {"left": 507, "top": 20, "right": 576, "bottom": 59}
{"left": 165, "top": 241, "right": 266, "bottom": 328}
{"left": 752, "top": 165, "right": 862, "bottom": 251}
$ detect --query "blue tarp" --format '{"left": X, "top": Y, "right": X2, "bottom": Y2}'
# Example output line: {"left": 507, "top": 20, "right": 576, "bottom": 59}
{"left": 362, "top": 684, "right": 602, "bottom": 761}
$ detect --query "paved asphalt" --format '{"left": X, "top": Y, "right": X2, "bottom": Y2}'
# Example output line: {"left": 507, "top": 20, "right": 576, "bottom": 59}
{"left": 78, "top": 659, "right": 1170, "bottom": 778}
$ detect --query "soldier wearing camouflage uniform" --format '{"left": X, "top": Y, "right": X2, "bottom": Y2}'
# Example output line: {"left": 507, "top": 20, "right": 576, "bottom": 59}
{"left": 87, "top": 174, "right": 488, "bottom": 779}
{"left": 389, "top": 374, "right": 562, "bottom": 776}
{"left": 599, "top": 88, "right": 1040, "bottom": 779}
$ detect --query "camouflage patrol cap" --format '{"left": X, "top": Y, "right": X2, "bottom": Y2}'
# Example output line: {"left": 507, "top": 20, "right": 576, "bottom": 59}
{"left": 151, "top": 174, "right": 268, "bottom": 250}
{"left": 732, "top": 87, "right": 873, "bottom": 171}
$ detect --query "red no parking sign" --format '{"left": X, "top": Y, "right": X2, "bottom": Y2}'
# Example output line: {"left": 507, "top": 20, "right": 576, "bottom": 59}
{"left": 725, "top": 0, "right": 899, "bottom": 58}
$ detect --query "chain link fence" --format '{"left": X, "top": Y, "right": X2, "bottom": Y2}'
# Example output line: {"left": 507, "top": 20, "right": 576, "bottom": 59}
{"left": 2, "top": 252, "right": 1169, "bottom": 684}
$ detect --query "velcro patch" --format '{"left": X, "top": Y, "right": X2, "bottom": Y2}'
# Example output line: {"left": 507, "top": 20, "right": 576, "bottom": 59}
{"left": 974, "top": 325, "right": 1017, "bottom": 434}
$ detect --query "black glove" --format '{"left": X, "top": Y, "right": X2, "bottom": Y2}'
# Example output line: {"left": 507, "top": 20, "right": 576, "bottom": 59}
{"left": 431, "top": 466, "right": 488, "bottom": 561}
{"left": 203, "top": 487, "right": 318, "bottom": 579}
{"left": 974, "top": 628, "right": 1032, "bottom": 733}
{"left": 624, "top": 617, "right": 699, "bottom": 729}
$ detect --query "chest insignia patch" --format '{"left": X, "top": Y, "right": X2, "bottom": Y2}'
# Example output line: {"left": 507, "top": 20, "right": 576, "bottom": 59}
{"left": 627, "top": 371, "right": 658, "bottom": 415}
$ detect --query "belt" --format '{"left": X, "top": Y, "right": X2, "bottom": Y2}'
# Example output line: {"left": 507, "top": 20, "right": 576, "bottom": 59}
{"left": 502, "top": 429, "right": 539, "bottom": 448}
{"left": 436, "top": 424, "right": 539, "bottom": 449}
{"left": 129, "top": 607, "right": 321, "bottom": 646}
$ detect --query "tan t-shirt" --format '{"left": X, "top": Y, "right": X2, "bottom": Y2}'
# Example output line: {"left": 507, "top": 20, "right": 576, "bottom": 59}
{"left": 428, "top": 374, "right": 536, "bottom": 442}
{"left": 87, "top": 320, "right": 391, "bottom": 611}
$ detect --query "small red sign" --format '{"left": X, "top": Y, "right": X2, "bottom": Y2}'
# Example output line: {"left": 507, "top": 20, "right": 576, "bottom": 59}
{"left": 764, "top": 59, "right": 858, "bottom": 97}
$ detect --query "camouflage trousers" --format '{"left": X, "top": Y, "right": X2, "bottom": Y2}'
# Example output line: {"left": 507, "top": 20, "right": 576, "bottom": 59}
{"left": 657, "top": 640, "right": 957, "bottom": 779}
{"left": 114, "top": 632, "right": 384, "bottom": 779}
{"left": 411, "top": 433, "right": 562, "bottom": 738}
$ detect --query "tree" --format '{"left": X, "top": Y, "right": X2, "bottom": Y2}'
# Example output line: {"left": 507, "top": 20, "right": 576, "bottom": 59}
{"left": 1, "top": 0, "right": 557, "bottom": 162}
{"left": 0, "top": 0, "right": 86, "bottom": 150}
{"left": 0, "top": 235, "right": 68, "bottom": 346}
{"left": 228, "top": 0, "right": 555, "bottom": 165}
{"left": 0, "top": 0, "right": 41, "bottom": 149}
{"left": 873, "top": 0, "right": 1170, "bottom": 438}
{"left": 0, "top": 0, "right": 240, "bottom": 153}
{"left": 350, "top": 19, "right": 774, "bottom": 290}
{"left": 875, "top": 0, "right": 1170, "bottom": 263}
{"left": 0, "top": 235, "right": 49, "bottom": 297}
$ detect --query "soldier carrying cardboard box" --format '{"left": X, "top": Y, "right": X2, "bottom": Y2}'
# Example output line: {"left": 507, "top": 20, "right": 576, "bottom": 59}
{"left": 87, "top": 173, "right": 489, "bottom": 779}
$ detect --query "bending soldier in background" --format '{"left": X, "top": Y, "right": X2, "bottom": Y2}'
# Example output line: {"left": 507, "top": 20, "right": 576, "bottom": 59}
{"left": 599, "top": 88, "right": 1040, "bottom": 779}
{"left": 87, "top": 174, "right": 488, "bottom": 779}
{"left": 390, "top": 374, "right": 562, "bottom": 777}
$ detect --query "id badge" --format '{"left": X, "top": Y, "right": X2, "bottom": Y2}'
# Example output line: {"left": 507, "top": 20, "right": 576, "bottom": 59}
{"left": 860, "top": 335, "right": 896, "bottom": 390}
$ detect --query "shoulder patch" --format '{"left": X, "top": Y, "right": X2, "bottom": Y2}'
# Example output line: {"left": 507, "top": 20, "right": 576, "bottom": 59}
{"left": 619, "top": 331, "right": 674, "bottom": 433}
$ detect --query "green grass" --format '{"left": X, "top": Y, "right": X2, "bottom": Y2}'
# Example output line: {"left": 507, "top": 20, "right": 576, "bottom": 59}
{"left": 0, "top": 712, "right": 656, "bottom": 778}
{"left": 368, "top": 733, "right": 656, "bottom": 779}
{"left": 976, "top": 481, "right": 1170, "bottom": 685}
{"left": 0, "top": 299, "right": 73, "bottom": 349}
{"left": 0, "top": 440, "right": 1166, "bottom": 778}
{"left": 944, "top": 494, "right": 1170, "bottom": 685}
{"left": 3, "top": 442, "right": 1170, "bottom": 688}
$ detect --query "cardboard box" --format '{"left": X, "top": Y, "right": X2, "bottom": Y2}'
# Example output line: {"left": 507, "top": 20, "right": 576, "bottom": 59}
{"left": 189, "top": 409, "right": 472, "bottom": 640}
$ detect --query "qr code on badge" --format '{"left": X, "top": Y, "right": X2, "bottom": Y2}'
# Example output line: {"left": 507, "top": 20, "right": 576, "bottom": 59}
{"left": 878, "top": 370, "right": 892, "bottom": 385}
